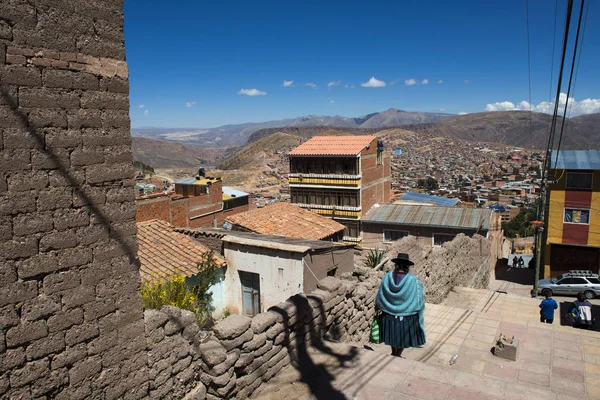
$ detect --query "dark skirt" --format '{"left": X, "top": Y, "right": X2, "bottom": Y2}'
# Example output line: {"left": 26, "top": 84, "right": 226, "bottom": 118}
{"left": 379, "top": 312, "right": 426, "bottom": 349}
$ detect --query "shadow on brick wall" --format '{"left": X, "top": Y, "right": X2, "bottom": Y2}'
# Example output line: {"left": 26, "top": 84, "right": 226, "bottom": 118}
{"left": 269, "top": 294, "right": 358, "bottom": 399}
{"left": 0, "top": 87, "right": 139, "bottom": 266}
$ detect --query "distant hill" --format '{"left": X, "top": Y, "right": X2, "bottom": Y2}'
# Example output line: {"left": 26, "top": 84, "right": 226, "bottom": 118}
{"left": 132, "top": 137, "right": 228, "bottom": 168}
{"left": 131, "top": 108, "right": 455, "bottom": 147}
{"left": 247, "top": 126, "right": 381, "bottom": 144}
{"left": 218, "top": 132, "right": 303, "bottom": 170}
{"left": 405, "top": 111, "right": 600, "bottom": 150}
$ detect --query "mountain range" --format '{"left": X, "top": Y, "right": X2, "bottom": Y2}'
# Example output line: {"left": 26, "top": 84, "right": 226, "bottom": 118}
{"left": 131, "top": 109, "right": 454, "bottom": 146}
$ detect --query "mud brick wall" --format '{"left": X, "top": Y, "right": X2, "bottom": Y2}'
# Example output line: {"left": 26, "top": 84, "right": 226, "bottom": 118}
{"left": 0, "top": 1, "right": 148, "bottom": 398}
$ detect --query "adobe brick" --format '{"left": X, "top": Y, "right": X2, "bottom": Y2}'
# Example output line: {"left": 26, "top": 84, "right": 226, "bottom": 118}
{"left": 70, "top": 146, "right": 105, "bottom": 166}
{"left": 6, "top": 320, "right": 48, "bottom": 348}
{"left": 47, "top": 308, "right": 84, "bottom": 333}
{"left": 6, "top": 54, "right": 26, "bottom": 65}
{"left": 92, "top": 238, "right": 137, "bottom": 262}
{"left": 99, "top": 76, "right": 129, "bottom": 93}
{"left": 67, "top": 109, "right": 103, "bottom": 129}
{"left": 97, "top": 201, "right": 136, "bottom": 223}
{"left": 39, "top": 230, "right": 78, "bottom": 251}
{"left": 19, "top": 87, "right": 81, "bottom": 109}
{"left": 102, "top": 109, "right": 130, "bottom": 129}
{"left": 0, "top": 237, "right": 39, "bottom": 260}
{"left": 6, "top": 46, "right": 35, "bottom": 57}
{"left": 77, "top": 35, "right": 125, "bottom": 60}
{"left": 48, "top": 168, "right": 85, "bottom": 188}
{"left": 0, "top": 65, "right": 42, "bottom": 87}
{"left": 0, "top": 149, "right": 31, "bottom": 172}
{"left": 0, "top": 304, "right": 20, "bottom": 330}
{"left": 36, "top": 8, "right": 95, "bottom": 36}
{"left": 0, "top": 85, "right": 18, "bottom": 107}
{"left": 86, "top": 162, "right": 133, "bottom": 184}
{"left": 10, "top": 358, "right": 49, "bottom": 388}
{"left": 37, "top": 188, "right": 73, "bottom": 211}
{"left": 0, "top": 348, "right": 26, "bottom": 374}
{"left": 0, "top": 280, "right": 38, "bottom": 306}
{"left": 50, "top": 343, "right": 87, "bottom": 370}
{"left": 0, "top": 21, "right": 13, "bottom": 41}
{"left": 69, "top": 62, "right": 87, "bottom": 71}
{"left": 30, "top": 57, "right": 53, "bottom": 67}
{"left": 70, "top": 355, "right": 101, "bottom": 385}
{"left": 81, "top": 91, "right": 129, "bottom": 110}
{"left": 51, "top": 59, "right": 69, "bottom": 69}
{"left": 17, "top": 253, "right": 59, "bottom": 279}
{"left": 7, "top": 170, "right": 48, "bottom": 192}
{"left": 53, "top": 208, "right": 90, "bottom": 230}
{"left": 104, "top": 145, "right": 133, "bottom": 164}
{"left": 27, "top": 108, "right": 68, "bottom": 128}
{"left": 60, "top": 52, "right": 78, "bottom": 62}
{"left": 1, "top": 1, "right": 37, "bottom": 29}
{"left": 61, "top": 284, "right": 95, "bottom": 310}
{"left": 65, "top": 321, "right": 99, "bottom": 346}
{"left": 76, "top": 224, "right": 110, "bottom": 246}
{"left": 110, "top": 221, "right": 137, "bottom": 238}
{"left": 106, "top": 186, "right": 135, "bottom": 203}
{"left": 0, "top": 194, "right": 36, "bottom": 216}
{"left": 31, "top": 148, "right": 70, "bottom": 170}
{"left": 25, "top": 332, "right": 66, "bottom": 361}
{"left": 57, "top": 246, "right": 92, "bottom": 268}
{"left": 42, "top": 270, "right": 81, "bottom": 294}
{"left": 12, "top": 27, "right": 77, "bottom": 53}
{"left": 0, "top": 106, "right": 28, "bottom": 128}
{"left": 45, "top": 128, "right": 82, "bottom": 148}
{"left": 73, "top": 185, "right": 107, "bottom": 207}
{"left": 0, "top": 43, "right": 5, "bottom": 65}
{"left": 21, "top": 294, "right": 61, "bottom": 321}
{"left": 82, "top": 128, "right": 131, "bottom": 146}
{"left": 2, "top": 127, "right": 44, "bottom": 149}
{"left": 43, "top": 69, "right": 99, "bottom": 90}
{"left": 12, "top": 212, "right": 54, "bottom": 236}
{"left": 84, "top": 299, "right": 117, "bottom": 321}
{"left": 0, "top": 260, "right": 16, "bottom": 286}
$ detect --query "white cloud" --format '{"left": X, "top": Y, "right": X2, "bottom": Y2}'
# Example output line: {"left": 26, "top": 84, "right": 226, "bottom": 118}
{"left": 421, "top": 79, "right": 429, "bottom": 85}
{"left": 344, "top": 84, "right": 355, "bottom": 89}
{"left": 305, "top": 82, "right": 317, "bottom": 89}
{"left": 458, "top": 111, "right": 468, "bottom": 115}
{"left": 464, "top": 80, "right": 471, "bottom": 84}
{"left": 404, "top": 79, "right": 417, "bottom": 86}
{"left": 330, "top": 100, "right": 335, "bottom": 103}
{"left": 144, "top": 110, "right": 149, "bottom": 117}
{"left": 283, "top": 80, "right": 294, "bottom": 87}
{"left": 361, "top": 77, "right": 386, "bottom": 88}
{"left": 138, "top": 104, "right": 144, "bottom": 109}
{"left": 438, "top": 80, "right": 443, "bottom": 84}
{"left": 484, "top": 93, "right": 600, "bottom": 116}
{"left": 328, "top": 80, "right": 341, "bottom": 90}
{"left": 440, "top": 108, "right": 446, "bottom": 111}
{"left": 186, "top": 101, "right": 196, "bottom": 108}
{"left": 238, "top": 88, "right": 267, "bottom": 96}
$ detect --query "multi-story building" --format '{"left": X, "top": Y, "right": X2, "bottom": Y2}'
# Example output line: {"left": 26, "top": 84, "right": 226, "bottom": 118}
{"left": 287, "top": 135, "right": 391, "bottom": 244}
{"left": 544, "top": 150, "right": 600, "bottom": 278}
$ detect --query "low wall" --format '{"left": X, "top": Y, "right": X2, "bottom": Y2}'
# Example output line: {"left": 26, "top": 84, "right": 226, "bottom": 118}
{"left": 386, "top": 234, "right": 491, "bottom": 304}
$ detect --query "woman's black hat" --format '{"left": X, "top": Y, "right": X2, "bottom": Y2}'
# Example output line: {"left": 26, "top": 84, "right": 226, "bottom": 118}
{"left": 390, "top": 253, "right": 414, "bottom": 266}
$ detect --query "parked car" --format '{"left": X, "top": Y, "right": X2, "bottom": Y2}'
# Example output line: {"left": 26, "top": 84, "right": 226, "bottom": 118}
{"left": 538, "top": 270, "right": 600, "bottom": 299}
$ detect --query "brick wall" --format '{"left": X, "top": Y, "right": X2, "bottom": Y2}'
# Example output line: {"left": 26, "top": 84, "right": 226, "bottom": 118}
{"left": 136, "top": 197, "right": 171, "bottom": 224}
{"left": 0, "top": 1, "right": 151, "bottom": 398}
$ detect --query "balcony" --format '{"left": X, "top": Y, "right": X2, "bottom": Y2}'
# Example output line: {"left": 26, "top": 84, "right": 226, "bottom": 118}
{"left": 288, "top": 173, "right": 361, "bottom": 188}
{"left": 296, "top": 203, "right": 361, "bottom": 218}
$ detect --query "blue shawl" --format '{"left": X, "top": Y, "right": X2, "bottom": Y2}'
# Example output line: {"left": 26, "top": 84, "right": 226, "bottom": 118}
{"left": 376, "top": 271, "right": 425, "bottom": 332}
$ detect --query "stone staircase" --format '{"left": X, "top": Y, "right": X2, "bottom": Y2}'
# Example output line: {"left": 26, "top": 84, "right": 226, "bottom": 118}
{"left": 252, "top": 286, "right": 600, "bottom": 399}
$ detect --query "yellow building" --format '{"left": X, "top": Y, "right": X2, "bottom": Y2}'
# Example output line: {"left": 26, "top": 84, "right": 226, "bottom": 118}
{"left": 544, "top": 150, "right": 600, "bottom": 278}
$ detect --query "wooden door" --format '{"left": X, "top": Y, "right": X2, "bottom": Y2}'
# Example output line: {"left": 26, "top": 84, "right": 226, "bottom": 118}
{"left": 240, "top": 271, "right": 260, "bottom": 316}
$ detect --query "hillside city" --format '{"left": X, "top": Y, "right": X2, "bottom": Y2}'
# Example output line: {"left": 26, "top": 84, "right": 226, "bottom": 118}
{"left": 3, "top": 1, "right": 600, "bottom": 400}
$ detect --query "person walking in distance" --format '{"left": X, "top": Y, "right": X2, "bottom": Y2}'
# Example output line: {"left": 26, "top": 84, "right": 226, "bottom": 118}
{"left": 539, "top": 292, "right": 558, "bottom": 324}
{"left": 375, "top": 253, "right": 426, "bottom": 358}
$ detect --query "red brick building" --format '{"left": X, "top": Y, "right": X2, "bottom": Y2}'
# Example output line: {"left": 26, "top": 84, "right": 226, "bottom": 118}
{"left": 287, "top": 135, "right": 391, "bottom": 244}
{"left": 136, "top": 176, "right": 250, "bottom": 228}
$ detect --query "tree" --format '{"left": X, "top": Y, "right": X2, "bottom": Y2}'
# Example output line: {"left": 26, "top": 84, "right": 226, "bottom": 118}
{"left": 502, "top": 206, "right": 536, "bottom": 238}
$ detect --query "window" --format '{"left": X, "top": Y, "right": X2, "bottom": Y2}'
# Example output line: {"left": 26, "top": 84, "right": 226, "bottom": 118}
{"left": 433, "top": 233, "right": 455, "bottom": 246}
{"left": 587, "top": 278, "right": 600, "bottom": 284}
{"left": 384, "top": 230, "right": 408, "bottom": 242}
{"left": 571, "top": 278, "right": 588, "bottom": 285}
{"left": 566, "top": 172, "right": 593, "bottom": 189}
{"left": 564, "top": 209, "right": 590, "bottom": 224}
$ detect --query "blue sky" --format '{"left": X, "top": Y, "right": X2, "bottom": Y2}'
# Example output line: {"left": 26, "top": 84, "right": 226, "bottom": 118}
{"left": 124, "top": 0, "right": 600, "bottom": 128}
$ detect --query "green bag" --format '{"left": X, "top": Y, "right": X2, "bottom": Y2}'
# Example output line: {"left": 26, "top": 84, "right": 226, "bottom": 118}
{"left": 370, "top": 315, "right": 380, "bottom": 344}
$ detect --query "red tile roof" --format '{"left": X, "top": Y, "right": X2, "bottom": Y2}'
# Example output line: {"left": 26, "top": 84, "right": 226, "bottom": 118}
{"left": 287, "top": 135, "right": 376, "bottom": 156}
{"left": 137, "top": 219, "right": 226, "bottom": 281}
{"left": 225, "top": 202, "right": 345, "bottom": 240}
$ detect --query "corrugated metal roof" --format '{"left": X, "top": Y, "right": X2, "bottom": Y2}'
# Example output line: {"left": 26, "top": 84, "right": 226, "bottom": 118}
{"left": 551, "top": 150, "right": 600, "bottom": 170}
{"left": 398, "top": 192, "right": 460, "bottom": 207}
{"left": 363, "top": 204, "right": 491, "bottom": 231}
{"left": 287, "top": 135, "right": 376, "bottom": 156}
{"left": 175, "top": 177, "right": 222, "bottom": 185}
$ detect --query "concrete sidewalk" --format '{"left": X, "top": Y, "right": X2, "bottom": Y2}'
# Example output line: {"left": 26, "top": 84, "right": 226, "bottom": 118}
{"left": 254, "top": 287, "right": 600, "bottom": 399}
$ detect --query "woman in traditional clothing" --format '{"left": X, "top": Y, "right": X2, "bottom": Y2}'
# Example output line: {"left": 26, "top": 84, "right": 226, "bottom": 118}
{"left": 376, "top": 253, "right": 426, "bottom": 357}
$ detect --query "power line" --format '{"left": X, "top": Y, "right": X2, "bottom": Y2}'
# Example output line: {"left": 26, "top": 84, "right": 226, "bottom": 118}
{"left": 552, "top": 0, "right": 586, "bottom": 171}
{"left": 525, "top": 0, "right": 533, "bottom": 152}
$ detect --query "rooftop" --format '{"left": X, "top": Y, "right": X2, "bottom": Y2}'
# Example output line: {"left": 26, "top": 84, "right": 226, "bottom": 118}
{"left": 176, "top": 176, "right": 222, "bottom": 185}
{"left": 287, "top": 135, "right": 376, "bottom": 156}
{"left": 136, "top": 219, "right": 226, "bottom": 281}
{"left": 222, "top": 186, "right": 249, "bottom": 200}
{"left": 224, "top": 202, "right": 346, "bottom": 240}
{"left": 550, "top": 150, "right": 600, "bottom": 170}
{"left": 398, "top": 191, "right": 461, "bottom": 207}
{"left": 363, "top": 204, "right": 491, "bottom": 231}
